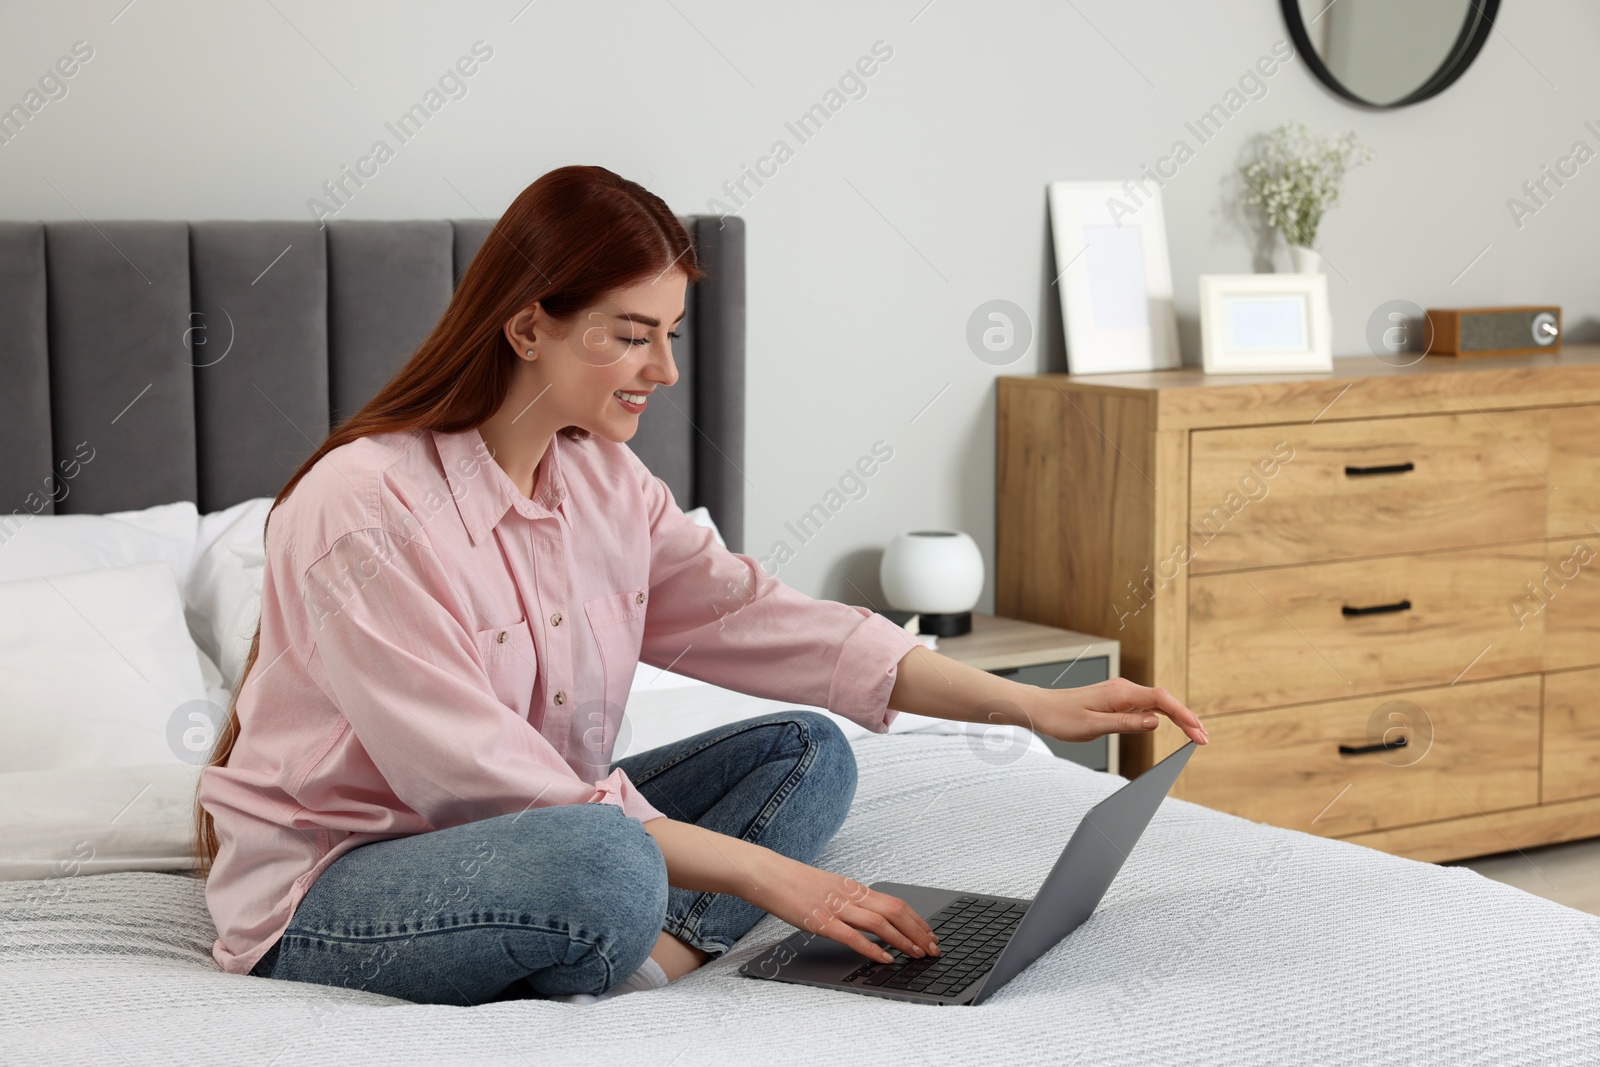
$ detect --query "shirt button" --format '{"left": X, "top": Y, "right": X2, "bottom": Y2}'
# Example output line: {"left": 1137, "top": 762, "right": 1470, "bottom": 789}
{"left": 553, "top": 691, "right": 566, "bottom": 705}
{"left": 496, "top": 631, "right": 508, "bottom": 644}
{"left": 636, "top": 592, "right": 646, "bottom": 605}
{"left": 551, "top": 613, "right": 563, "bottom": 627}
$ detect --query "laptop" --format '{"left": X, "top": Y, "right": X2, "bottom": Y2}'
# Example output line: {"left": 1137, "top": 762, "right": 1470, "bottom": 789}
{"left": 739, "top": 740, "right": 1197, "bottom": 1005}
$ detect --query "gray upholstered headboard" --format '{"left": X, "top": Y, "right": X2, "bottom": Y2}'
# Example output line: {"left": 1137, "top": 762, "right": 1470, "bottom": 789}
{"left": 0, "top": 215, "right": 745, "bottom": 551}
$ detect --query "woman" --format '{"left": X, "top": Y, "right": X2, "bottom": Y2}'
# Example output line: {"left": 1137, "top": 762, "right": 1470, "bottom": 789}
{"left": 197, "top": 165, "right": 1208, "bottom": 1007}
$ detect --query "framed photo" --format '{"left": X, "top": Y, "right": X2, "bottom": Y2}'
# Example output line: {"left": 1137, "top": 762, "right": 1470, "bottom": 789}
{"left": 1198, "top": 273, "right": 1332, "bottom": 374}
{"left": 1047, "top": 181, "right": 1180, "bottom": 375}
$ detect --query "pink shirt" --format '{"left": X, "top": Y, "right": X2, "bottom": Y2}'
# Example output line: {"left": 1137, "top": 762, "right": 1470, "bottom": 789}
{"left": 199, "top": 427, "right": 921, "bottom": 975}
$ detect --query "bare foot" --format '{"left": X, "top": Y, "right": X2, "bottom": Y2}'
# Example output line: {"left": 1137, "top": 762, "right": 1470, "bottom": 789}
{"left": 649, "top": 931, "right": 710, "bottom": 981}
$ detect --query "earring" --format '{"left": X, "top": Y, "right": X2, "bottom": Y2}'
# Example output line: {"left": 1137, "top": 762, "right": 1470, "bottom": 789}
{"left": 526, "top": 349, "right": 534, "bottom": 357}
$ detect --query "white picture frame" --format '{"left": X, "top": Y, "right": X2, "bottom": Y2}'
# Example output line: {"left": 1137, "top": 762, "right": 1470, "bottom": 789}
{"left": 1198, "top": 273, "right": 1332, "bottom": 374}
{"left": 1047, "top": 180, "right": 1180, "bottom": 375}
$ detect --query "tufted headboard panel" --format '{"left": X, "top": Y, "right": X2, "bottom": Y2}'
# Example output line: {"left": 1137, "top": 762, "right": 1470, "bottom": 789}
{"left": 0, "top": 214, "right": 745, "bottom": 550}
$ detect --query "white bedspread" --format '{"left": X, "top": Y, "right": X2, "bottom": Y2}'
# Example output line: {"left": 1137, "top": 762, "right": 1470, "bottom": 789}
{"left": 3, "top": 735, "right": 1597, "bottom": 1066}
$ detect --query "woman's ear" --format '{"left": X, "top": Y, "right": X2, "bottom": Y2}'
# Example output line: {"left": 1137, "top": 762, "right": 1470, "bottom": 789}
{"left": 504, "top": 304, "right": 542, "bottom": 363}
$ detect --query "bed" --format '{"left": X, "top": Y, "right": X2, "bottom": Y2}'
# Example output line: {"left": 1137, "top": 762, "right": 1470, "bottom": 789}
{"left": 5, "top": 730, "right": 1598, "bottom": 1065}
{"left": 2, "top": 217, "right": 1598, "bottom": 1066}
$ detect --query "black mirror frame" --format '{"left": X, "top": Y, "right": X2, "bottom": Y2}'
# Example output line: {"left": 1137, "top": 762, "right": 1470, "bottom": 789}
{"left": 1280, "top": 0, "right": 1501, "bottom": 108}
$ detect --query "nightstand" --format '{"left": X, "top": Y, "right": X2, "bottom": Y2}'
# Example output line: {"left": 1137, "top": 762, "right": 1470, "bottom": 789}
{"left": 932, "top": 614, "right": 1122, "bottom": 774}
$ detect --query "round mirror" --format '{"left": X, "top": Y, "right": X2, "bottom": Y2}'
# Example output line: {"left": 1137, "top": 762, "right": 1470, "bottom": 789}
{"left": 1281, "top": 0, "right": 1499, "bottom": 108}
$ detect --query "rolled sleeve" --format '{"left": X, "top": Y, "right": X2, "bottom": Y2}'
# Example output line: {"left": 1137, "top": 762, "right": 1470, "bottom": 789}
{"left": 301, "top": 527, "right": 665, "bottom": 828}
{"left": 827, "top": 609, "right": 924, "bottom": 733}
{"left": 587, "top": 767, "right": 667, "bottom": 823}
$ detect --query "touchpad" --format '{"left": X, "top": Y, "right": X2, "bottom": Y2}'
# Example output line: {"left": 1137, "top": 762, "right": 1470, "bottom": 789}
{"left": 741, "top": 930, "right": 869, "bottom": 980}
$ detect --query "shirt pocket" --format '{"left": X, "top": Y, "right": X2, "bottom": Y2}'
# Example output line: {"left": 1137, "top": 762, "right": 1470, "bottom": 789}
{"left": 583, "top": 587, "right": 648, "bottom": 720}
{"left": 475, "top": 617, "right": 537, "bottom": 720}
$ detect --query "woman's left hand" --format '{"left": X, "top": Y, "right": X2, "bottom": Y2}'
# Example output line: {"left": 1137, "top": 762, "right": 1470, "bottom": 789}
{"left": 1022, "top": 678, "right": 1208, "bottom": 746}
{"left": 888, "top": 646, "right": 1208, "bottom": 748}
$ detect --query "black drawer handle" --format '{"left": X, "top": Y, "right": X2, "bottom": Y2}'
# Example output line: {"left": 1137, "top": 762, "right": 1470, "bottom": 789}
{"left": 1344, "top": 462, "right": 1415, "bottom": 477}
{"left": 1342, "top": 599, "right": 1412, "bottom": 617}
{"left": 1339, "top": 736, "right": 1407, "bottom": 756}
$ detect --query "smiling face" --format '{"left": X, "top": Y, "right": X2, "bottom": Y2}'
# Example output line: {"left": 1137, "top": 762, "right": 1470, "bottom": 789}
{"left": 502, "top": 269, "right": 687, "bottom": 443}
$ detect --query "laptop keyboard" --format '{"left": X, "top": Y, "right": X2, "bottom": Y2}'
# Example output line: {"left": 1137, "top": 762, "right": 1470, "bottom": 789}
{"left": 843, "top": 895, "right": 1027, "bottom": 998}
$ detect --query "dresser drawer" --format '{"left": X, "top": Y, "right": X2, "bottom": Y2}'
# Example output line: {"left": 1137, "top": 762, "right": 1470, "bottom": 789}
{"left": 1189, "top": 545, "right": 1545, "bottom": 713}
{"left": 1188, "top": 411, "right": 1549, "bottom": 573}
{"left": 1548, "top": 405, "right": 1600, "bottom": 538}
{"left": 1177, "top": 677, "right": 1540, "bottom": 837}
{"left": 1540, "top": 537, "right": 1600, "bottom": 671}
{"left": 1544, "top": 667, "right": 1600, "bottom": 803}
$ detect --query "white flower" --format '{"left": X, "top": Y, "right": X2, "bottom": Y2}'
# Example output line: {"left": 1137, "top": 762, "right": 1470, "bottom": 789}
{"left": 1241, "top": 121, "right": 1373, "bottom": 248}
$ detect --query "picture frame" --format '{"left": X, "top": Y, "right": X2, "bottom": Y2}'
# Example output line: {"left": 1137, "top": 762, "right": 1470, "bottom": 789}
{"left": 1047, "top": 181, "right": 1180, "bottom": 375}
{"left": 1198, "top": 273, "right": 1333, "bottom": 374}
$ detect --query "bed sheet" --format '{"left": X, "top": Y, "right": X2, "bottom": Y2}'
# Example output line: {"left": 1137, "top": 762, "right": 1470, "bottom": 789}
{"left": 3, "top": 734, "right": 1597, "bottom": 1067}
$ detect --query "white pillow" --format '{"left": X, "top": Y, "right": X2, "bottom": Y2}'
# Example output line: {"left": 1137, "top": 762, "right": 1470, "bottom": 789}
{"left": 0, "top": 500, "right": 198, "bottom": 589}
{"left": 186, "top": 497, "right": 273, "bottom": 690}
{"left": 683, "top": 505, "right": 727, "bottom": 548}
{"left": 0, "top": 561, "right": 212, "bottom": 773}
{"left": 0, "top": 763, "right": 201, "bottom": 880}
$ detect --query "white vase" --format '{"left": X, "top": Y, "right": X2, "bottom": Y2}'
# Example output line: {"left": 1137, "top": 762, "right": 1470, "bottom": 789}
{"left": 879, "top": 530, "right": 985, "bottom": 636}
{"left": 1289, "top": 245, "right": 1322, "bottom": 274}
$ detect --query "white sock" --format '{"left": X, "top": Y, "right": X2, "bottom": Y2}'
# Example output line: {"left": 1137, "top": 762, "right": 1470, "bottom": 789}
{"left": 550, "top": 957, "right": 669, "bottom": 1005}
{"left": 603, "top": 956, "right": 669, "bottom": 997}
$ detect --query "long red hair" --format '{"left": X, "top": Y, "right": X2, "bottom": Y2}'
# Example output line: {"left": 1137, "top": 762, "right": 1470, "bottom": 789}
{"left": 195, "top": 165, "right": 704, "bottom": 873}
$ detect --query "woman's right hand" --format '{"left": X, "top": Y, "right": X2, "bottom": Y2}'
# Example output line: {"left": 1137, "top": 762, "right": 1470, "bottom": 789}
{"left": 744, "top": 851, "right": 940, "bottom": 964}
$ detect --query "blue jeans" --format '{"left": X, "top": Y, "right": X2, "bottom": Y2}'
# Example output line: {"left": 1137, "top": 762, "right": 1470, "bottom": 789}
{"left": 247, "top": 710, "right": 858, "bottom": 1005}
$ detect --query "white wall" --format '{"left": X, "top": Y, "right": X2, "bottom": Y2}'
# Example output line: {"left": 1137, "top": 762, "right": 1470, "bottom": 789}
{"left": 4, "top": 1, "right": 1598, "bottom": 610}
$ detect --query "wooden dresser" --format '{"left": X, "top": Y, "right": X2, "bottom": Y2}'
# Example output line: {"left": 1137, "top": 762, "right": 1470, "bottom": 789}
{"left": 996, "top": 346, "right": 1600, "bottom": 862}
